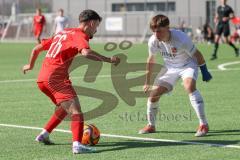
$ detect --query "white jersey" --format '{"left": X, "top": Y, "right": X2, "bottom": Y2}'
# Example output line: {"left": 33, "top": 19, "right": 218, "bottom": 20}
{"left": 54, "top": 16, "right": 68, "bottom": 34}
{"left": 148, "top": 29, "right": 197, "bottom": 68}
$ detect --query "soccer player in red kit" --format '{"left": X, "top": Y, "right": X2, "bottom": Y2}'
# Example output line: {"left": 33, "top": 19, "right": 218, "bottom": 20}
{"left": 22, "top": 10, "right": 120, "bottom": 154}
{"left": 32, "top": 8, "right": 46, "bottom": 44}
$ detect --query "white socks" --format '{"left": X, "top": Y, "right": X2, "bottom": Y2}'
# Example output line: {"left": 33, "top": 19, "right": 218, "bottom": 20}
{"left": 73, "top": 141, "right": 81, "bottom": 147}
{"left": 189, "top": 90, "right": 208, "bottom": 125}
{"left": 146, "top": 90, "right": 207, "bottom": 127}
{"left": 147, "top": 99, "right": 159, "bottom": 126}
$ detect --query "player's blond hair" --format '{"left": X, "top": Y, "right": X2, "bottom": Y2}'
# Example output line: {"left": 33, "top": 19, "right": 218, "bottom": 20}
{"left": 150, "top": 14, "right": 170, "bottom": 31}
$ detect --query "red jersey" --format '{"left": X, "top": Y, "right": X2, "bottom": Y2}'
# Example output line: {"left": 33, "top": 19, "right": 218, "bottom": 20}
{"left": 33, "top": 15, "right": 46, "bottom": 31}
{"left": 37, "top": 28, "right": 90, "bottom": 82}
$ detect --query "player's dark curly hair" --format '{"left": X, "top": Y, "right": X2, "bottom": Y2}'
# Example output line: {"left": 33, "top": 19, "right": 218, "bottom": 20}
{"left": 150, "top": 14, "right": 170, "bottom": 31}
{"left": 79, "top": 9, "right": 102, "bottom": 23}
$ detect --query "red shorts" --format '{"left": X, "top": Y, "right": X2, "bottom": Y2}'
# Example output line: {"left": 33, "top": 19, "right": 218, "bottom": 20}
{"left": 37, "top": 81, "right": 77, "bottom": 105}
{"left": 34, "top": 28, "right": 43, "bottom": 37}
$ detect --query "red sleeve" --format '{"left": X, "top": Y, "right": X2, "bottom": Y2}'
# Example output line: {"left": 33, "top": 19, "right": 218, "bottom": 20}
{"left": 41, "top": 38, "right": 52, "bottom": 50}
{"left": 73, "top": 36, "right": 90, "bottom": 51}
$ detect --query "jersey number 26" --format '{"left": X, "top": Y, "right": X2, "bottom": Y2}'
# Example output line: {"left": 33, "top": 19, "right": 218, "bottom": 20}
{"left": 46, "top": 34, "right": 67, "bottom": 58}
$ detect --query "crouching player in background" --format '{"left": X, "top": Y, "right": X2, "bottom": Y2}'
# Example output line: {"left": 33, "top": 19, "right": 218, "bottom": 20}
{"left": 139, "top": 14, "right": 212, "bottom": 137}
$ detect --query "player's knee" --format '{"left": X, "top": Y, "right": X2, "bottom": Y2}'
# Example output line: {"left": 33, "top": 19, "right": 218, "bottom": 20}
{"left": 148, "top": 88, "right": 165, "bottom": 103}
{"left": 69, "top": 105, "right": 81, "bottom": 115}
{"left": 215, "top": 36, "right": 220, "bottom": 42}
{"left": 183, "top": 78, "right": 196, "bottom": 94}
{"left": 187, "top": 88, "right": 196, "bottom": 94}
{"left": 71, "top": 110, "right": 81, "bottom": 115}
{"left": 149, "top": 96, "right": 160, "bottom": 103}
{"left": 60, "top": 99, "right": 81, "bottom": 114}
{"left": 184, "top": 85, "right": 196, "bottom": 94}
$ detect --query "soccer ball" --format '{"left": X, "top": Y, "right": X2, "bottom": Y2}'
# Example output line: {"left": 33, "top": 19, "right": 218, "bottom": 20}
{"left": 81, "top": 124, "right": 100, "bottom": 146}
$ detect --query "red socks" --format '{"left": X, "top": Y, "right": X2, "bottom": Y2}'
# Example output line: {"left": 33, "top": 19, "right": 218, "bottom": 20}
{"left": 43, "top": 107, "right": 84, "bottom": 143}
{"left": 71, "top": 114, "right": 84, "bottom": 142}
{"left": 44, "top": 107, "right": 68, "bottom": 133}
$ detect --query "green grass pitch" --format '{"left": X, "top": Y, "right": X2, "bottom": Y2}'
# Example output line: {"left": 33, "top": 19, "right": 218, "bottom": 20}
{"left": 0, "top": 42, "right": 240, "bottom": 160}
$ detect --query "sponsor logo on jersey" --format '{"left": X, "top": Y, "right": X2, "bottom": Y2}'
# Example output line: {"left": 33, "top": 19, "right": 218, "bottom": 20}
{"left": 160, "top": 51, "right": 176, "bottom": 58}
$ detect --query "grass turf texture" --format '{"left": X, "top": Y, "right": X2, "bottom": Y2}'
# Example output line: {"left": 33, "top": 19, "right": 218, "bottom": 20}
{"left": 0, "top": 42, "right": 240, "bottom": 160}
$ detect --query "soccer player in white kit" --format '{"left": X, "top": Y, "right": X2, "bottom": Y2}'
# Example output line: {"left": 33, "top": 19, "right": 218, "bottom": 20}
{"left": 139, "top": 15, "right": 212, "bottom": 137}
{"left": 54, "top": 9, "right": 68, "bottom": 34}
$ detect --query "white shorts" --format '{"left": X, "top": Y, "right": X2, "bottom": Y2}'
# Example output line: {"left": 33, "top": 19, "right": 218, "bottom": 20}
{"left": 154, "top": 62, "right": 198, "bottom": 92}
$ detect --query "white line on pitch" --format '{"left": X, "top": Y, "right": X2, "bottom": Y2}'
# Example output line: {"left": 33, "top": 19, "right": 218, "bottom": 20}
{"left": 0, "top": 73, "right": 139, "bottom": 83}
{"left": 0, "top": 123, "right": 239, "bottom": 149}
{"left": 1, "top": 68, "right": 240, "bottom": 84}
{"left": 0, "top": 78, "right": 36, "bottom": 83}
{"left": 218, "top": 61, "right": 240, "bottom": 70}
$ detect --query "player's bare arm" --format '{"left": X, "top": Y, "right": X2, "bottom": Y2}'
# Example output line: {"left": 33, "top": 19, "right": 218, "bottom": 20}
{"left": 65, "top": 20, "right": 69, "bottom": 28}
{"left": 22, "top": 44, "right": 44, "bottom": 74}
{"left": 214, "top": 13, "right": 219, "bottom": 24}
{"left": 223, "top": 14, "right": 234, "bottom": 22}
{"left": 193, "top": 49, "right": 205, "bottom": 66}
{"left": 228, "top": 12, "right": 235, "bottom": 19}
{"left": 80, "top": 48, "right": 120, "bottom": 66}
{"left": 53, "top": 22, "right": 57, "bottom": 35}
{"left": 144, "top": 54, "right": 155, "bottom": 93}
{"left": 31, "top": 21, "right": 34, "bottom": 33}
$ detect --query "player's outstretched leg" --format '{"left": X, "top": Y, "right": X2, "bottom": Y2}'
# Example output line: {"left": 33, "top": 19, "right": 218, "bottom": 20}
{"left": 36, "top": 106, "right": 68, "bottom": 145}
{"left": 189, "top": 90, "right": 209, "bottom": 137}
{"left": 139, "top": 86, "right": 167, "bottom": 134}
{"left": 138, "top": 99, "right": 158, "bottom": 134}
{"left": 184, "top": 78, "right": 209, "bottom": 137}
